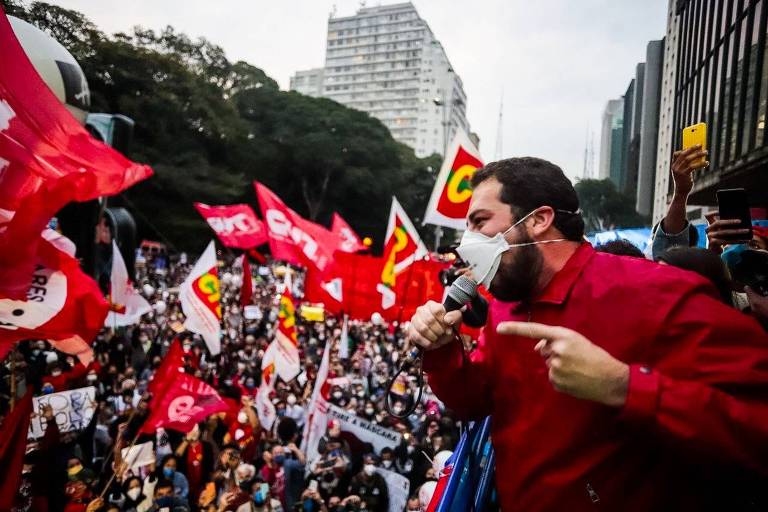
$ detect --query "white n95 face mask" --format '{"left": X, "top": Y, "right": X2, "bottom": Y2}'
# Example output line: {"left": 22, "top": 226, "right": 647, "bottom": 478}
{"left": 456, "top": 208, "right": 571, "bottom": 288}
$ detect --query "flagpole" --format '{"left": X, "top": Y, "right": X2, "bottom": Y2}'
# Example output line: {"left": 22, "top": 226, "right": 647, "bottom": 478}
{"left": 99, "top": 417, "right": 144, "bottom": 499}
{"left": 396, "top": 257, "right": 417, "bottom": 324}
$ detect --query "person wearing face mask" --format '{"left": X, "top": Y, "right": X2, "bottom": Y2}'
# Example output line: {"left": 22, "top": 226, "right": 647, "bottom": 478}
{"left": 346, "top": 454, "right": 388, "bottom": 512}
{"left": 284, "top": 394, "right": 305, "bottom": 428}
{"left": 408, "top": 157, "right": 768, "bottom": 511}
{"left": 149, "top": 481, "right": 189, "bottom": 512}
{"left": 122, "top": 476, "right": 152, "bottom": 512}
{"left": 157, "top": 455, "right": 189, "bottom": 501}
{"left": 379, "top": 448, "right": 395, "bottom": 471}
{"left": 224, "top": 396, "right": 261, "bottom": 463}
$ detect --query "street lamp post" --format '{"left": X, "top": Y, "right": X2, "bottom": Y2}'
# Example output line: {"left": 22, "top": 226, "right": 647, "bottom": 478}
{"left": 431, "top": 68, "right": 454, "bottom": 251}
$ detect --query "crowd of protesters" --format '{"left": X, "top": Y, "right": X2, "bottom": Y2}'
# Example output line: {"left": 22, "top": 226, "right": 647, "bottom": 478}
{"left": 1, "top": 148, "right": 766, "bottom": 512}
{"left": 0, "top": 247, "right": 454, "bottom": 512}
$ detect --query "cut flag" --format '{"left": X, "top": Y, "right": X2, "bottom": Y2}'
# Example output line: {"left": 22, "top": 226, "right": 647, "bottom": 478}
{"left": 105, "top": 240, "right": 151, "bottom": 327}
{"left": 180, "top": 241, "right": 222, "bottom": 355}
{"left": 423, "top": 131, "right": 484, "bottom": 230}
{"left": 272, "top": 291, "right": 301, "bottom": 382}
{"left": 257, "top": 345, "right": 277, "bottom": 430}
{"left": 254, "top": 181, "right": 339, "bottom": 274}
{"left": 194, "top": 202, "right": 268, "bottom": 249}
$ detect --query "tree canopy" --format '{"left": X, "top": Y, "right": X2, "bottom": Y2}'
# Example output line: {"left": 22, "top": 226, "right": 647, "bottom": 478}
{"left": 574, "top": 178, "right": 649, "bottom": 233}
{"left": 5, "top": 0, "right": 442, "bottom": 253}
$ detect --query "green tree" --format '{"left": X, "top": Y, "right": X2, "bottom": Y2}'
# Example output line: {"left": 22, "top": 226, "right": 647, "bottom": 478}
{"left": 6, "top": 1, "right": 441, "bottom": 252}
{"left": 574, "top": 179, "right": 649, "bottom": 233}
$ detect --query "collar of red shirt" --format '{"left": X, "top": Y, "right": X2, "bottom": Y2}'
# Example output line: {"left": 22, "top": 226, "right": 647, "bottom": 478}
{"left": 530, "top": 242, "right": 595, "bottom": 305}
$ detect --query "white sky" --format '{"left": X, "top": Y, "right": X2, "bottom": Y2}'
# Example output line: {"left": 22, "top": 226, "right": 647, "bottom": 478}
{"left": 47, "top": 0, "right": 668, "bottom": 180}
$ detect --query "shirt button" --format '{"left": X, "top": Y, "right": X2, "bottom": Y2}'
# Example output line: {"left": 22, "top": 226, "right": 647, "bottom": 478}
{"left": 639, "top": 366, "right": 651, "bottom": 375}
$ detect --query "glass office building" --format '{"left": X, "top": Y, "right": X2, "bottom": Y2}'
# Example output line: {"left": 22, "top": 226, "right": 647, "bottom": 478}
{"left": 670, "top": 0, "right": 768, "bottom": 205}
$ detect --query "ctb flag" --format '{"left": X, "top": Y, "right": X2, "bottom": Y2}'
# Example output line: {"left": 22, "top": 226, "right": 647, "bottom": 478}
{"left": 180, "top": 241, "right": 222, "bottom": 355}
{"left": 423, "top": 131, "right": 483, "bottom": 230}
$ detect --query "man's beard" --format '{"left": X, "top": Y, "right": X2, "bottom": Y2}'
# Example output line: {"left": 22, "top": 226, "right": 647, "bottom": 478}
{"left": 488, "top": 237, "right": 543, "bottom": 302}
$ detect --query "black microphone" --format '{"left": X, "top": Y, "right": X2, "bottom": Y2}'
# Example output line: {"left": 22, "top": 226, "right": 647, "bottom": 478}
{"left": 462, "top": 293, "right": 488, "bottom": 328}
{"left": 403, "top": 274, "right": 478, "bottom": 363}
{"left": 387, "top": 275, "right": 479, "bottom": 419}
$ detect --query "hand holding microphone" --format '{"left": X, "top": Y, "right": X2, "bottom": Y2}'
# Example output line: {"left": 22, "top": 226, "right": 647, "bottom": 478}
{"left": 407, "top": 274, "right": 478, "bottom": 353}
{"left": 388, "top": 276, "right": 479, "bottom": 418}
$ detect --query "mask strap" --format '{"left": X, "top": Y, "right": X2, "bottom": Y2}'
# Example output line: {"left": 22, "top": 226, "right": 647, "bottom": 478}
{"left": 507, "top": 238, "right": 568, "bottom": 248}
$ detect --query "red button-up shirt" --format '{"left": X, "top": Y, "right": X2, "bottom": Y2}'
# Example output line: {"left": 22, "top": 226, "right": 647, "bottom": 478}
{"left": 424, "top": 243, "right": 768, "bottom": 511}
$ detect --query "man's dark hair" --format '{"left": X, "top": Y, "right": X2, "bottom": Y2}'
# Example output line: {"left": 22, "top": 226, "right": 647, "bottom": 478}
{"left": 471, "top": 157, "right": 585, "bottom": 241}
{"left": 657, "top": 247, "right": 734, "bottom": 306}
{"left": 595, "top": 240, "right": 644, "bottom": 258}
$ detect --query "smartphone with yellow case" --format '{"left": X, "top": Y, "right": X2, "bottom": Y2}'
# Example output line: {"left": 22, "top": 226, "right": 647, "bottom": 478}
{"left": 682, "top": 122, "right": 707, "bottom": 168}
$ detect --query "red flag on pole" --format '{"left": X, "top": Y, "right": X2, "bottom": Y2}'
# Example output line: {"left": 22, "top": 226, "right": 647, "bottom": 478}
{"left": 0, "top": 11, "right": 152, "bottom": 299}
{"left": 141, "top": 372, "right": 228, "bottom": 434}
{"left": 147, "top": 338, "right": 186, "bottom": 396}
{"left": 194, "top": 203, "right": 268, "bottom": 249}
{"left": 254, "top": 181, "right": 340, "bottom": 274}
{"left": 0, "top": 390, "right": 33, "bottom": 511}
{"left": 241, "top": 253, "right": 253, "bottom": 308}
{"left": 0, "top": 238, "right": 109, "bottom": 360}
{"left": 331, "top": 212, "right": 365, "bottom": 253}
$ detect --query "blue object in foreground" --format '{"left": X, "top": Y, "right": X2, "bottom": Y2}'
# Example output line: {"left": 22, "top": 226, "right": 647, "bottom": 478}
{"left": 433, "top": 416, "right": 496, "bottom": 512}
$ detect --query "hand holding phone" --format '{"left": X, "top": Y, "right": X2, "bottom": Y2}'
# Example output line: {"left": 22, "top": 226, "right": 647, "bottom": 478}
{"left": 682, "top": 123, "right": 708, "bottom": 169}
{"left": 716, "top": 188, "right": 752, "bottom": 242}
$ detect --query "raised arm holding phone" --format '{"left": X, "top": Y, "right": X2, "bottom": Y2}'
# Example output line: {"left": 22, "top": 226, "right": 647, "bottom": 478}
{"left": 408, "top": 157, "right": 768, "bottom": 511}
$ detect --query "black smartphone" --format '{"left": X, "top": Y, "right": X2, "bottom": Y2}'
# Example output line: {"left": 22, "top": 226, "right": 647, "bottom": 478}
{"left": 716, "top": 188, "right": 752, "bottom": 242}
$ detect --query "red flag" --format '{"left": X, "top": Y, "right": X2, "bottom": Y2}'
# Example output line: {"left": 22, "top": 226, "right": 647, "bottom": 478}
{"left": 0, "top": 390, "right": 33, "bottom": 511}
{"left": 241, "top": 253, "right": 253, "bottom": 308}
{"left": 331, "top": 212, "right": 365, "bottom": 253}
{"left": 194, "top": 203, "right": 268, "bottom": 249}
{"left": 0, "top": 11, "right": 152, "bottom": 299}
{"left": 141, "top": 372, "right": 228, "bottom": 434}
{"left": 254, "top": 181, "right": 339, "bottom": 274}
{"left": 147, "top": 338, "right": 186, "bottom": 396}
{"left": 0, "top": 239, "right": 109, "bottom": 360}
{"left": 304, "top": 251, "right": 447, "bottom": 322}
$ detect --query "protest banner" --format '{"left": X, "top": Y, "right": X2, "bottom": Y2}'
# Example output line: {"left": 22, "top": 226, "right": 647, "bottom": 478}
{"left": 326, "top": 404, "right": 402, "bottom": 453}
{"left": 28, "top": 386, "right": 96, "bottom": 438}
{"left": 376, "top": 467, "right": 410, "bottom": 512}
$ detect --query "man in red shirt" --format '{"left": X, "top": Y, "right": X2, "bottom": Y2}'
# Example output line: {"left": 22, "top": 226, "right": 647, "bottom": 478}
{"left": 408, "top": 158, "right": 768, "bottom": 511}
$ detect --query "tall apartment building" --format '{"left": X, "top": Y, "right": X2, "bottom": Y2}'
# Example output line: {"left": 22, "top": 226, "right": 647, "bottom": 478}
{"left": 290, "top": 2, "right": 470, "bottom": 158}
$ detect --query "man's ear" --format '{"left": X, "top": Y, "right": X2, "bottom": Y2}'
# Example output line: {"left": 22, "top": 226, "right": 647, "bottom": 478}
{"left": 529, "top": 207, "right": 556, "bottom": 237}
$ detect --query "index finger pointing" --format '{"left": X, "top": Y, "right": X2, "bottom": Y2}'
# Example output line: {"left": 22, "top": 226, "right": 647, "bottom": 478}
{"left": 497, "top": 321, "right": 569, "bottom": 340}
